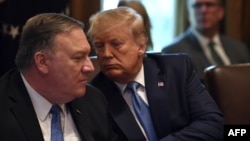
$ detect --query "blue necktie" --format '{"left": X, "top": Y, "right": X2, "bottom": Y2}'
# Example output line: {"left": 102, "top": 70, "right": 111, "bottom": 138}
{"left": 50, "top": 105, "right": 64, "bottom": 141}
{"left": 126, "top": 81, "right": 158, "bottom": 141}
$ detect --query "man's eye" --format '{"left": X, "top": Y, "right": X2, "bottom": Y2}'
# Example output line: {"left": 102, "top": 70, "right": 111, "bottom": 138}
{"left": 72, "top": 55, "right": 85, "bottom": 61}
{"left": 111, "top": 42, "right": 122, "bottom": 48}
{"left": 94, "top": 44, "right": 104, "bottom": 49}
{"left": 72, "top": 57, "right": 82, "bottom": 61}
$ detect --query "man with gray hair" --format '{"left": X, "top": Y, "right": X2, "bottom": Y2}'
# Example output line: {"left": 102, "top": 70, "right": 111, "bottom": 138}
{"left": 0, "top": 13, "right": 118, "bottom": 141}
{"left": 162, "top": 0, "right": 250, "bottom": 84}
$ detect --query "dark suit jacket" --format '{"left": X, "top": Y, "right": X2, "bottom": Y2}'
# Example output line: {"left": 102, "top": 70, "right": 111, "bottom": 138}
{"left": 0, "top": 69, "right": 118, "bottom": 141}
{"left": 91, "top": 53, "right": 224, "bottom": 141}
{"left": 162, "top": 28, "right": 250, "bottom": 83}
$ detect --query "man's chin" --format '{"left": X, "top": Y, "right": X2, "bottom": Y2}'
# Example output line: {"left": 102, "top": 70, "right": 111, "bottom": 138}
{"left": 198, "top": 23, "right": 214, "bottom": 30}
{"left": 104, "top": 70, "right": 122, "bottom": 79}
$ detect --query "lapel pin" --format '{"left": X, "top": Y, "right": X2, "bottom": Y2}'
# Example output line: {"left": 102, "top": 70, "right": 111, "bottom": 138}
{"left": 158, "top": 82, "right": 164, "bottom": 87}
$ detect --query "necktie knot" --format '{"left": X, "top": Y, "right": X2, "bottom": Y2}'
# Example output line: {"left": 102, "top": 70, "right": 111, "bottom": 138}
{"left": 126, "top": 81, "right": 140, "bottom": 93}
{"left": 50, "top": 105, "right": 61, "bottom": 115}
{"left": 208, "top": 40, "right": 215, "bottom": 48}
{"left": 126, "top": 81, "right": 142, "bottom": 109}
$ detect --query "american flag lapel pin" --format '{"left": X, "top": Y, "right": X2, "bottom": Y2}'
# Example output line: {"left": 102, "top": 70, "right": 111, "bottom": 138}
{"left": 158, "top": 82, "right": 164, "bottom": 87}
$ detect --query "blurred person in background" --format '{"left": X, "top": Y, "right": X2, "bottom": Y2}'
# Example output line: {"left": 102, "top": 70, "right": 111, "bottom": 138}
{"left": 162, "top": 0, "right": 250, "bottom": 84}
{"left": 118, "top": 0, "right": 153, "bottom": 51}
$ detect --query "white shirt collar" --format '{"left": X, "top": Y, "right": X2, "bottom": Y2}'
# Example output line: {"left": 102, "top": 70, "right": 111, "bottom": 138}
{"left": 20, "top": 73, "right": 66, "bottom": 121}
{"left": 191, "top": 27, "right": 230, "bottom": 65}
{"left": 191, "top": 27, "right": 221, "bottom": 47}
{"left": 115, "top": 64, "right": 145, "bottom": 94}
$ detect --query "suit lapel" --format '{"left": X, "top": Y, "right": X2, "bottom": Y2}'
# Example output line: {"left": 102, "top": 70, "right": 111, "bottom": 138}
{"left": 185, "top": 30, "right": 212, "bottom": 78}
{"left": 11, "top": 102, "right": 44, "bottom": 141}
{"left": 186, "top": 29, "right": 203, "bottom": 52}
{"left": 68, "top": 103, "right": 94, "bottom": 141}
{"left": 9, "top": 72, "right": 44, "bottom": 141}
{"left": 143, "top": 57, "right": 171, "bottom": 136}
{"left": 108, "top": 88, "right": 145, "bottom": 141}
{"left": 187, "top": 30, "right": 211, "bottom": 65}
{"left": 93, "top": 74, "right": 146, "bottom": 141}
{"left": 220, "top": 35, "right": 237, "bottom": 63}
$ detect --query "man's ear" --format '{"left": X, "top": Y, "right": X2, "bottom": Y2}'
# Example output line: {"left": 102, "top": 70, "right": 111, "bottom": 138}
{"left": 138, "top": 46, "right": 146, "bottom": 56}
{"left": 34, "top": 52, "right": 50, "bottom": 74}
{"left": 138, "top": 40, "right": 147, "bottom": 56}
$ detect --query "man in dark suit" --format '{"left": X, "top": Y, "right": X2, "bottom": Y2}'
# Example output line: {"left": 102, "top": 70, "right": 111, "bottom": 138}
{"left": 88, "top": 7, "right": 224, "bottom": 141}
{"left": 162, "top": 0, "right": 250, "bottom": 83}
{"left": 0, "top": 13, "right": 118, "bottom": 141}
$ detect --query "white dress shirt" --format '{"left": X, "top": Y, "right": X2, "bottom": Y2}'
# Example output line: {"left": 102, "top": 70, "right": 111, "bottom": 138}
{"left": 191, "top": 27, "right": 231, "bottom": 65}
{"left": 21, "top": 74, "right": 81, "bottom": 141}
{"left": 115, "top": 65, "right": 149, "bottom": 141}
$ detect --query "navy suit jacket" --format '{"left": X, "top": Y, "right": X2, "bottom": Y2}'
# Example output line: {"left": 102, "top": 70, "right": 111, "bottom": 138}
{"left": 0, "top": 69, "right": 118, "bottom": 141}
{"left": 162, "top": 28, "right": 250, "bottom": 83}
{"left": 91, "top": 53, "right": 224, "bottom": 141}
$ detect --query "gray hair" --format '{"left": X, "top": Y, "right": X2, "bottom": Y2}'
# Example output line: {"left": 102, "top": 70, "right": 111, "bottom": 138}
{"left": 15, "top": 13, "right": 84, "bottom": 71}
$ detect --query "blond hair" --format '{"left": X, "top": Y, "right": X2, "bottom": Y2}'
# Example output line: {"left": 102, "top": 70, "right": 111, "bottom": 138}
{"left": 88, "top": 7, "right": 147, "bottom": 47}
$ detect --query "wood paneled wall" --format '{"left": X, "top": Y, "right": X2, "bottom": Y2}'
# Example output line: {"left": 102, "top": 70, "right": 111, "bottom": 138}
{"left": 224, "top": 0, "right": 250, "bottom": 48}
{"left": 69, "top": 0, "right": 100, "bottom": 32}
{"left": 69, "top": 0, "right": 100, "bottom": 56}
